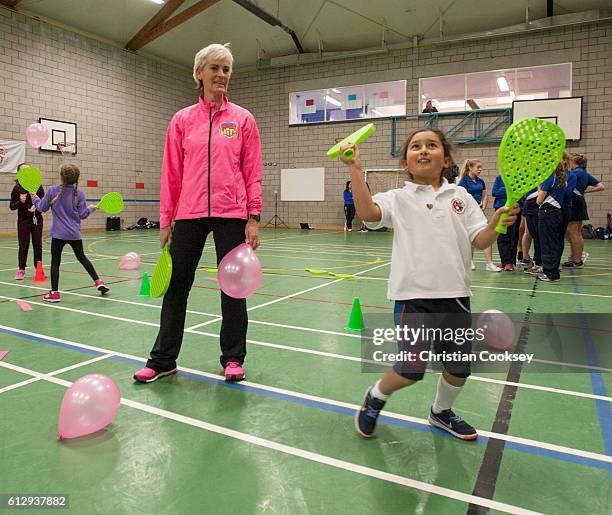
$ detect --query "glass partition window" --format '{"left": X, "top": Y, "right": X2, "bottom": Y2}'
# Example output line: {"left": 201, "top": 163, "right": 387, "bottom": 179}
{"left": 466, "top": 69, "right": 516, "bottom": 110}
{"left": 365, "top": 81, "right": 406, "bottom": 118}
{"left": 289, "top": 80, "right": 406, "bottom": 125}
{"left": 419, "top": 64, "right": 572, "bottom": 112}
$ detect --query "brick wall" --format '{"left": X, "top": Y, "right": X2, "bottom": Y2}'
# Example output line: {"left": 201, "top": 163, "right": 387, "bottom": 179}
{"left": 0, "top": 8, "right": 195, "bottom": 234}
{"left": 229, "top": 20, "right": 612, "bottom": 229}
{"left": 1, "top": 8, "right": 610, "bottom": 234}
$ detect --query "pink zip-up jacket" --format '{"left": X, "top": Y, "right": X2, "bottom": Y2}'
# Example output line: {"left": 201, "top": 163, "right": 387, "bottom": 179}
{"left": 159, "top": 96, "right": 263, "bottom": 228}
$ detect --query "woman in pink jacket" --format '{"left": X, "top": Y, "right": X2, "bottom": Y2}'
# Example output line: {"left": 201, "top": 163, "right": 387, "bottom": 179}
{"left": 134, "top": 43, "right": 262, "bottom": 384}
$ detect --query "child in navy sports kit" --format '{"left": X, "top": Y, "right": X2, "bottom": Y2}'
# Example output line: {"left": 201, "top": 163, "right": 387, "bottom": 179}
{"left": 563, "top": 154, "right": 605, "bottom": 268}
{"left": 340, "top": 129, "right": 519, "bottom": 440}
{"left": 458, "top": 160, "right": 501, "bottom": 272}
{"left": 32, "top": 164, "right": 109, "bottom": 302}
{"left": 536, "top": 163, "right": 568, "bottom": 282}
{"left": 492, "top": 174, "right": 523, "bottom": 271}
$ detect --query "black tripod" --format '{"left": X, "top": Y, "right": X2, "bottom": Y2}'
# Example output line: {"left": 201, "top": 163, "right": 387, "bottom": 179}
{"left": 264, "top": 191, "right": 288, "bottom": 228}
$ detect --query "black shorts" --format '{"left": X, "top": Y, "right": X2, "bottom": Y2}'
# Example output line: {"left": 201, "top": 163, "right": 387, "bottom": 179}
{"left": 522, "top": 197, "right": 538, "bottom": 217}
{"left": 393, "top": 297, "right": 472, "bottom": 381}
{"left": 569, "top": 194, "right": 589, "bottom": 222}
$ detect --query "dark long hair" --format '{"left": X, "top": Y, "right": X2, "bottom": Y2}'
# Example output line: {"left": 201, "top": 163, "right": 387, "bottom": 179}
{"left": 398, "top": 128, "right": 454, "bottom": 182}
{"left": 345, "top": 180, "right": 351, "bottom": 192}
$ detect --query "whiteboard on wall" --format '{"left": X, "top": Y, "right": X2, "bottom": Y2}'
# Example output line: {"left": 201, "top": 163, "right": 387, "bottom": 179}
{"left": 281, "top": 168, "right": 325, "bottom": 201}
{"left": 512, "top": 97, "right": 582, "bottom": 140}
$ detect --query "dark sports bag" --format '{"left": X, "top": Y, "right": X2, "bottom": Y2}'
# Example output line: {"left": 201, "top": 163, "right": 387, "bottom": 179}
{"left": 582, "top": 224, "right": 595, "bottom": 239}
{"left": 594, "top": 227, "right": 606, "bottom": 240}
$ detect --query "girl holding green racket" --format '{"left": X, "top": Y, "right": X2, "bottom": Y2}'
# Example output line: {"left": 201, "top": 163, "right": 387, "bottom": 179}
{"left": 341, "top": 128, "right": 520, "bottom": 441}
{"left": 31, "top": 164, "right": 109, "bottom": 302}
{"left": 10, "top": 163, "right": 44, "bottom": 280}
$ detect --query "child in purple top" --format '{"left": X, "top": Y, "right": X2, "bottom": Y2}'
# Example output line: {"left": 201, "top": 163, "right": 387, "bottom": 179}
{"left": 32, "top": 164, "right": 109, "bottom": 302}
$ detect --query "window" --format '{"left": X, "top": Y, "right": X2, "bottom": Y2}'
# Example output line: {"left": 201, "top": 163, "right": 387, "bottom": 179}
{"left": 419, "top": 64, "right": 572, "bottom": 113}
{"left": 289, "top": 81, "right": 406, "bottom": 125}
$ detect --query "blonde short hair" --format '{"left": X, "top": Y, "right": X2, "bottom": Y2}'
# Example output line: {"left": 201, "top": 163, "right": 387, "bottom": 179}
{"left": 193, "top": 43, "right": 233, "bottom": 88}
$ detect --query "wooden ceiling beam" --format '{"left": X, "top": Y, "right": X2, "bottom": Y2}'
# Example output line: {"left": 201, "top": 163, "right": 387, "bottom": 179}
{"left": 0, "top": 0, "right": 23, "bottom": 8}
{"left": 126, "top": 0, "right": 186, "bottom": 51}
{"left": 128, "top": 0, "right": 221, "bottom": 51}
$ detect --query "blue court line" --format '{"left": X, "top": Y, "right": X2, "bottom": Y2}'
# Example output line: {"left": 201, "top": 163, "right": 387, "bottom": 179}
{"left": 568, "top": 270, "right": 612, "bottom": 479}
{"left": 1, "top": 325, "right": 611, "bottom": 473}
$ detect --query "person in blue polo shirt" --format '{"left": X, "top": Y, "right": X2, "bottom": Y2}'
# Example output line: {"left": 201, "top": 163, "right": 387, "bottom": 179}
{"left": 459, "top": 160, "right": 501, "bottom": 272}
{"left": 563, "top": 154, "right": 605, "bottom": 268}
{"left": 492, "top": 174, "right": 524, "bottom": 271}
{"left": 536, "top": 163, "right": 568, "bottom": 282}
{"left": 343, "top": 180, "right": 355, "bottom": 231}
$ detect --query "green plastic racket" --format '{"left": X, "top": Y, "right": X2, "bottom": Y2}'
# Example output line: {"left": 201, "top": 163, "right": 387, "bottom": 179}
{"left": 327, "top": 123, "right": 376, "bottom": 160}
{"left": 150, "top": 244, "right": 173, "bottom": 298}
{"left": 17, "top": 166, "right": 42, "bottom": 193}
{"left": 329, "top": 272, "right": 353, "bottom": 279}
{"left": 97, "top": 192, "right": 124, "bottom": 214}
{"left": 305, "top": 268, "right": 328, "bottom": 275}
{"left": 495, "top": 118, "right": 566, "bottom": 234}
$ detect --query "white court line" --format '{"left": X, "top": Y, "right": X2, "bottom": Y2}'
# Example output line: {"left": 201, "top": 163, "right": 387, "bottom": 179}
{"left": 0, "top": 325, "right": 610, "bottom": 469}
{"left": 0, "top": 360, "right": 541, "bottom": 515}
{"left": 1, "top": 288, "right": 611, "bottom": 395}
{"left": 187, "top": 328, "right": 612, "bottom": 402}
{"left": 0, "top": 353, "right": 113, "bottom": 395}
{"left": 0, "top": 280, "right": 366, "bottom": 338}
{"left": 472, "top": 284, "right": 612, "bottom": 300}
{"left": 185, "top": 260, "right": 391, "bottom": 331}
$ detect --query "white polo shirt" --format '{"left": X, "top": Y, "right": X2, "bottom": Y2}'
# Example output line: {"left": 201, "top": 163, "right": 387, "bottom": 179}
{"left": 366, "top": 179, "right": 488, "bottom": 300}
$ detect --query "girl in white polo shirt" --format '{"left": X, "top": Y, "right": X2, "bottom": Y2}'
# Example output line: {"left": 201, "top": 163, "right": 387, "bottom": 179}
{"left": 340, "top": 128, "right": 519, "bottom": 441}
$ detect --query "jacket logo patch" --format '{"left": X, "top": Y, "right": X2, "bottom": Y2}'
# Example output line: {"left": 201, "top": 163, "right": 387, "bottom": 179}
{"left": 220, "top": 122, "right": 238, "bottom": 138}
{"left": 451, "top": 198, "right": 466, "bottom": 214}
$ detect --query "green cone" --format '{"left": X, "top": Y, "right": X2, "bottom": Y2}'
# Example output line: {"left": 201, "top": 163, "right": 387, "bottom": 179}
{"left": 139, "top": 272, "right": 150, "bottom": 297}
{"left": 346, "top": 297, "right": 365, "bottom": 332}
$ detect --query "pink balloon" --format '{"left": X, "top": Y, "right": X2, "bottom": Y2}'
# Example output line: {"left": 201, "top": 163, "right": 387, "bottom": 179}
{"left": 118, "top": 252, "right": 141, "bottom": 270}
{"left": 57, "top": 374, "right": 121, "bottom": 440}
{"left": 217, "top": 243, "right": 262, "bottom": 299}
{"left": 477, "top": 309, "right": 516, "bottom": 351}
{"left": 26, "top": 123, "right": 49, "bottom": 148}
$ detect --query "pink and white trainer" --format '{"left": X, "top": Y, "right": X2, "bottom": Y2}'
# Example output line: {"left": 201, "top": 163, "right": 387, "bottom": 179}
{"left": 133, "top": 367, "right": 177, "bottom": 383}
{"left": 224, "top": 362, "right": 245, "bottom": 382}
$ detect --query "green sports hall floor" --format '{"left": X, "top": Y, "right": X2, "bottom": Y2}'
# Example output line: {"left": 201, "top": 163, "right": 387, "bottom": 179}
{"left": 0, "top": 229, "right": 611, "bottom": 514}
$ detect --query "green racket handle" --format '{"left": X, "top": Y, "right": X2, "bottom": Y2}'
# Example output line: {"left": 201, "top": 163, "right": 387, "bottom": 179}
{"left": 495, "top": 212, "right": 509, "bottom": 234}
{"left": 343, "top": 148, "right": 355, "bottom": 160}
{"left": 494, "top": 199, "right": 518, "bottom": 234}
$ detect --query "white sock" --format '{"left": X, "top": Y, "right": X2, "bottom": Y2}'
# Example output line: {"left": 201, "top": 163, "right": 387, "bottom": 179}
{"left": 432, "top": 375, "right": 463, "bottom": 414}
{"left": 370, "top": 380, "right": 390, "bottom": 401}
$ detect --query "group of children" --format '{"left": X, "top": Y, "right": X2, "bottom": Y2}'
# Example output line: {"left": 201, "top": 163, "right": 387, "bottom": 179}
{"left": 11, "top": 163, "right": 109, "bottom": 301}
{"left": 457, "top": 153, "right": 604, "bottom": 282}
{"left": 339, "top": 126, "right": 603, "bottom": 441}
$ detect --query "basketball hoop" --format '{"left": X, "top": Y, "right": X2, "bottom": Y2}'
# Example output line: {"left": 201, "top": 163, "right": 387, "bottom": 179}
{"left": 56, "top": 142, "right": 76, "bottom": 157}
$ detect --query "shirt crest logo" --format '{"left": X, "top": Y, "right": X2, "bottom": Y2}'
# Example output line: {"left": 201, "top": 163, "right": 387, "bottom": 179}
{"left": 451, "top": 197, "right": 466, "bottom": 214}
{"left": 220, "top": 122, "right": 238, "bottom": 138}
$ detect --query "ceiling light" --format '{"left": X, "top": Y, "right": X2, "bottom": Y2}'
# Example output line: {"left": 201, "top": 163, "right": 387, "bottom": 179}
{"left": 331, "top": 88, "right": 341, "bottom": 94}
{"left": 372, "top": 109, "right": 383, "bottom": 116}
{"left": 325, "top": 95, "right": 341, "bottom": 107}
{"left": 497, "top": 77, "right": 510, "bottom": 92}
{"left": 149, "top": 0, "right": 165, "bottom": 4}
